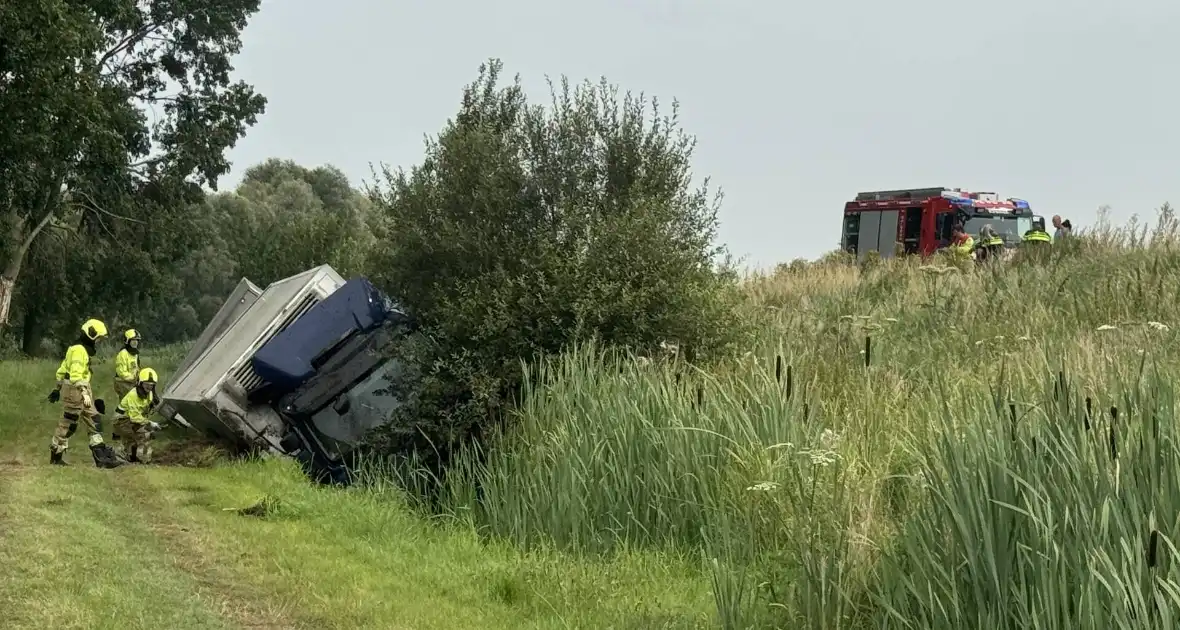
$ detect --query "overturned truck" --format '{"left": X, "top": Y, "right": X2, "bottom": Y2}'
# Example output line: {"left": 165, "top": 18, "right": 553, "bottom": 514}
{"left": 158, "top": 265, "right": 414, "bottom": 484}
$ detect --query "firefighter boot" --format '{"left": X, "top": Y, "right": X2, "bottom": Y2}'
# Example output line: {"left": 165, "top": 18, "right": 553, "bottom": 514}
{"left": 103, "top": 443, "right": 128, "bottom": 468}
{"left": 90, "top": 444, "right": 125, "bottom": 469}
{"left": 50, "top": 447, "right": 67, "bottom": 466}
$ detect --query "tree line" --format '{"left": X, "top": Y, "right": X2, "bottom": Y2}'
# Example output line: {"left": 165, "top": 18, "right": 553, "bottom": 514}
{"left": 2, "top": 2, "right": 747, "bottom": 468}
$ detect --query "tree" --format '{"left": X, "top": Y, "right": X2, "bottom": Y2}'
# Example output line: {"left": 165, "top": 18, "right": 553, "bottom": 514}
{"left": 97, "top": 158, "right": 377, "bottom": 347}
{"left": 366, "top": 59, "right": 747, "bottom": 475}
{"left": 212, "top": 158, "right": 377, "bottom": 286}
{"left": 0, "top": 0, "right": 267, "bottom": 326}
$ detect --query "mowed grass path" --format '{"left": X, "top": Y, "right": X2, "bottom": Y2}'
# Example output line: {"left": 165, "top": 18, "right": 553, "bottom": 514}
{"left": 0, "top": 357, "right": 715, "bottom": 630}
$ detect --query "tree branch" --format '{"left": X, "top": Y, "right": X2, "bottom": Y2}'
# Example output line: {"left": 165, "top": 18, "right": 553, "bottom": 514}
{"left": 3, "top": 183, "right": 62, "bottom": 279}
{"left": 69, "top": 188, "right": 147, "bottom": 228}
{"left": 98, "top": 22, "right": 164, "bottom": 70}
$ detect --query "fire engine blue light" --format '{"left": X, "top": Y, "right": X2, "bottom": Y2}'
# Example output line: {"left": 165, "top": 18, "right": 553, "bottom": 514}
{"left": 1010, "top": 198, "right": 1030, "bottom": 209}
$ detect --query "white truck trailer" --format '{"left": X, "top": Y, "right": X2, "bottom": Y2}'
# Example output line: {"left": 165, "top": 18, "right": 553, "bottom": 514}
{"left": 158, "top": 265, "right": 413, "bottom": 483}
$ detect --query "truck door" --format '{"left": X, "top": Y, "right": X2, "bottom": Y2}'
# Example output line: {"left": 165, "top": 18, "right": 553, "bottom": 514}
{"left": 934, "top": 212, "right": 956, "bottom": 249}
{"left": 857, "top": 211, "right": 881, "bottom": 260}
{"left": 841, "top": 212, "right": 861, "bottom": 255}
{"left": 902, "top": 207, "right": 922, "bottom": 254}
{"left": 876, "top": 210, "right": 900, "bottom": 258}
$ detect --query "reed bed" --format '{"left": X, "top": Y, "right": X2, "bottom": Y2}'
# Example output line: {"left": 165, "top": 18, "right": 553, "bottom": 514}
{"left": 429, "top": 207, "right": 1180, "bottom": 627}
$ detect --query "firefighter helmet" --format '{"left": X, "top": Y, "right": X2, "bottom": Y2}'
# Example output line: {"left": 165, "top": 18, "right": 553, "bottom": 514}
{"left": 81, "top": 319, "right": 108, "bottom": 341}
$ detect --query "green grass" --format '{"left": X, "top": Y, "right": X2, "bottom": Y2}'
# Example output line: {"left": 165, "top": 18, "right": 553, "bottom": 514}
{"left": 0, "top": 348, "right": 717, "bottom": 629}
{"left": 429, "top": 209, "right": 1180, "bottom": 627}
{"left": 9, "top": 210, "right": 1180, "bottom": 628}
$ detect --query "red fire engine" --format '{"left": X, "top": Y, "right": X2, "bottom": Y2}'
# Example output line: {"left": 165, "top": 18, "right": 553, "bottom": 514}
{"left": 840, "top": 187, "right": 1043, "bottom": 259}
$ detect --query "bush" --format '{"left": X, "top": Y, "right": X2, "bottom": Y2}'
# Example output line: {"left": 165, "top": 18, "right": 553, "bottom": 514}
{"left": 363, "top": 58, "right": 750, "bottom": 476}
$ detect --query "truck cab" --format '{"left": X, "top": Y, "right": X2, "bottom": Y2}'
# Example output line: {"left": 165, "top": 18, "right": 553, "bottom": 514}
{"left": 158, "top": 265, "right": 414, "bottom": 484}
{"left": 841, "top": 187, "right": 1039, "bottom": 260}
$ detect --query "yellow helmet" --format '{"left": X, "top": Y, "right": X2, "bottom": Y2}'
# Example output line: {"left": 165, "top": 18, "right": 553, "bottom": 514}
{"left": 138, "top": 367, "right": 158, "bottom": 383}
{"left": 81, "top": 319, "right": 108, "bottom": 341}
{"left": 124, "top": 329, "right": 141, "bottom": 341}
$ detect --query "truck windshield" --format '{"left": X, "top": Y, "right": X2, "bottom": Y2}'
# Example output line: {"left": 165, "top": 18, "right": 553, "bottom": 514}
{"left": 962, "top": 216, "right": 1029, "bottom": 245}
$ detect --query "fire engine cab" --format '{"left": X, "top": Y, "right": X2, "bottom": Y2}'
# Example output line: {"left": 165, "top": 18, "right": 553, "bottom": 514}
{"left": 840, "top": 187, "right": 1043, "bottom": 259}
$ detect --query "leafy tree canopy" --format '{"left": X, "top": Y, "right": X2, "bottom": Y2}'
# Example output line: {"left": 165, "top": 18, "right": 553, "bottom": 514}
{"left": 0, "top": 0, "right": 267, "bottom": 325}
{"left": 365, "top": 59, "right": 749, "bottom": 472}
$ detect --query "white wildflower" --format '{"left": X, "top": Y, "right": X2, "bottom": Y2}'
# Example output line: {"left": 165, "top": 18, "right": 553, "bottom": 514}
{"left": 974, "top": 340, "right": 984, "bottom": 346}
{"left": 993, "top": 335, "right": 1005, "bottom": 340}
{"left": 819, "top": 428, "right": 841, "bottom": 450}
{"left": 1096, "top": 324, "right": 1117, "bottom": 332}
{"left": 1148, "top": 321, "right": 1169, "bottom": 331}
{"left": 802, "top": 449, "right": 840, "bottom": 466}
{"left": 746, "top": 481, "right": 779, "bottom": 492}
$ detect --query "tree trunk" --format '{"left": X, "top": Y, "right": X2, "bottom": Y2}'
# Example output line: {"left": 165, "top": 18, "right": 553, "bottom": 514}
{"left": 0, "top": 274, "right": 12, "bottom": 330}
{"left": 0, "top": 207, "right": 57, "bottom": 327}
{"left": 21, "top": 306, "right": 44, "bottom": 357}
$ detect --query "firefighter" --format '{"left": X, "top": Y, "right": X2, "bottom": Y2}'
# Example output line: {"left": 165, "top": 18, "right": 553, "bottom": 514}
{"left": 950, "top": 225, "right": 975, "bottom": 259}
{"left": 112, "top": 367, "right": 162, "bottom": 464}
{"left": 975, "top": 224, "right": 1005, "bottom": 263}
{"left": 113, "top": 329, "right": 141, "bottom": 401}
{"left": 1022, "top": 218, "right": 1052, "bottom": 245}
{"left": 46, "top": 319, "right": 124, "bottom": 468}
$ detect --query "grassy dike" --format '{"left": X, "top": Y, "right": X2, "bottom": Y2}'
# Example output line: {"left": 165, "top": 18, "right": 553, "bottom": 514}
{"left": 430, "top": 215, "right": 1180, "bottom": 628}
{"left": 0, "top": 350, "right": 716, "bottom": 629}
{"left": 7, "top": 212, "right": 1180, "bottom": 628}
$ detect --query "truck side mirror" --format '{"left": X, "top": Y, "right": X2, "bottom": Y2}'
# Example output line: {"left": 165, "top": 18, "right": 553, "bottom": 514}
{"left": 332, "top": 397, "right": 351, "bottom": 415}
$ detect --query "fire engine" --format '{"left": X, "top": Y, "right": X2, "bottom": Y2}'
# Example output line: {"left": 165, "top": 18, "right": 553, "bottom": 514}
{"left": 840, "top": 187, "right": 1044, "bottom": 259}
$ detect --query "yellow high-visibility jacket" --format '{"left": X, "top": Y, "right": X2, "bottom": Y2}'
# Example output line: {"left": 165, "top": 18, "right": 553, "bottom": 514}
{"left": 115, "top": 349, "right": 139, "bottom": 383}
{"left": 1023, "top": 230, "right": 1051, "bottom": 243}
{"left": 116, "top": 389, "right": 156, "bottom": 424}
{"left": 953, "top": 236, "right": 975, "bottom": 256}
{"left": 55, "top": 344, "right": 91, "bottom": 385}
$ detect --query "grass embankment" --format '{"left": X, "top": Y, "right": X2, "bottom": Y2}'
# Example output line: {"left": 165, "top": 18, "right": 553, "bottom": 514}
{"left": 432, "top": 212, "right": 1180, "bottom": 627}
{"left": 8, "top": 212, "right": 1180, "bottom": 629}
{"left": 0, "top": 349, "right": 715, "bottom": 629}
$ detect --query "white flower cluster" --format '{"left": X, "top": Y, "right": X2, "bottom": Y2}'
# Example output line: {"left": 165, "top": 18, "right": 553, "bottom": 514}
{"left": 746, "top": 429, "right": 844, "bottom": 492}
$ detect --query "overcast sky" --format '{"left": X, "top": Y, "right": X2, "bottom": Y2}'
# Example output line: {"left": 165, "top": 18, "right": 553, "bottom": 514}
{"left": 219, "top": 0, "right": 1178, "bottom": 270}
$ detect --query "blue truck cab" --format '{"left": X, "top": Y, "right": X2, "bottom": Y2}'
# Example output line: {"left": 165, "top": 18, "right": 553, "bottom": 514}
{"left": 158, "top": 266, "right": 414, "bottom": 484}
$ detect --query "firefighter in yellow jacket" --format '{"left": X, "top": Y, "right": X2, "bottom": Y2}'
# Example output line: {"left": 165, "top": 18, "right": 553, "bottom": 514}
{"left": 113, "top": 329, "right": 142, "bottom": 401}
{"left": 949, "top": 225, "right": 975, "bottom": 260}
{"left": 112, "top": 367, "right": 161, "bottom": 464}
{"left": 975, "top": 224, "right": 1005, "bottom": 263}
{"left": 46, "top": 319, "right": 124, "bottom": 468}
{"left": 1022, "top": 217, "right": 1053, "bottom": 245}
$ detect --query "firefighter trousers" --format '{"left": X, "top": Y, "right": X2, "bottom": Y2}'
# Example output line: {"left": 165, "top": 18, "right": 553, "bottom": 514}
{"left": 51, "top": 382, "right": 105, "bottom": 453}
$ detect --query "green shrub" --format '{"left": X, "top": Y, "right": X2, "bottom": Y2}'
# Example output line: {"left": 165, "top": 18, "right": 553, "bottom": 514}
{"left": 362, "top": 58, "right": 750, "bottom": 476}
